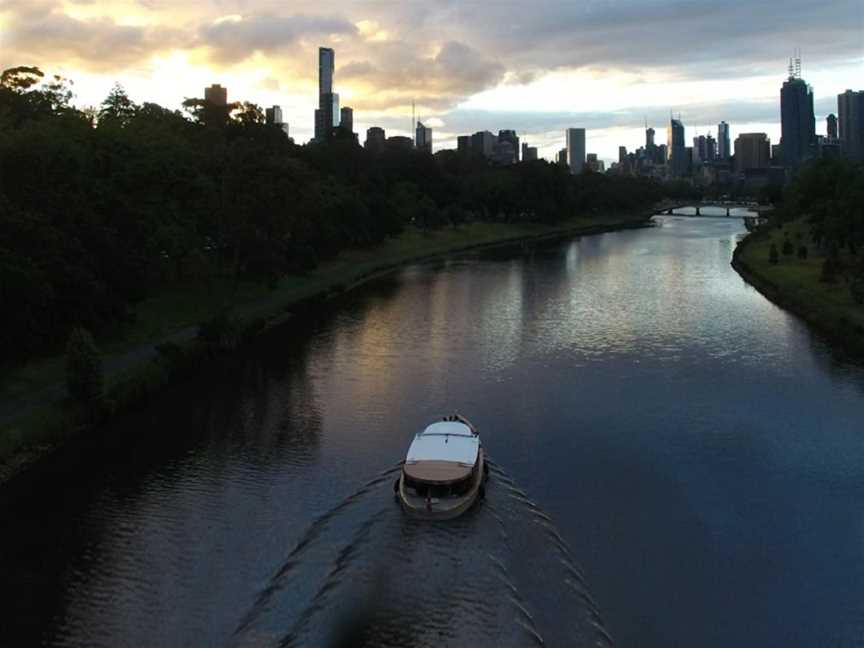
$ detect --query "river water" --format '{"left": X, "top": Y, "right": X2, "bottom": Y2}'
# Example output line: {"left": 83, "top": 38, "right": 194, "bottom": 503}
{"left": 3, "top": 212, "right": 864, "bottom": 647}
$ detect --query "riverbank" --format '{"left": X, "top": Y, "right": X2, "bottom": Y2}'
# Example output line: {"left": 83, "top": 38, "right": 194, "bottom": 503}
{"left": 732, "top": 218, "right": 864, "bottom": 357}
{"left": 0, "top": 208, "right": 656, "bottom": 483}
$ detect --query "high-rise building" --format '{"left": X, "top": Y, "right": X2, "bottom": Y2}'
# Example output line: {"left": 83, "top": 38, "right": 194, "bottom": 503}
{"left": 498, "top": 130, "right": 519, "bottom": 163}
{"left": 646, "top": 127, "right": 655, "bottom": 147}
{"left": 457, "top": 135, "right": 471, "bottom": 154}
{"left": 693, "top": 135, "right": 707, "bottom": 162}
{"left": 364, "top": 126, "right": 386, "bottom": 152}
{"left": 521, "top": 143, "right": 538, "bottom": 161}
{"left": 706, "top": 135, "right": 717, "bottom": 161}
{"left": 557, "top": 148, "right": 568, "bottom": 166}
{"left": 826, "top": 113, "right": 838, "bottom": 140}
{"left": 319, "top": 47, "right": 334, "bottom": 96}
{"left": 838, "top": 90, "right": 864, "bottom": 161}
{"left": 340, "top": 107, "right": 353, "bottom": 134}
{"left": 314, "top": 47, "right": 339, "bottom": 141}
{"left": 265, "top": 105, "right": 289, "bottom": 137}
{"left": 265, "top": 105, "right": 283, "bottom": 125}
{"left": 415, "top": 121, "right": 432, "bottom": 153}
{"left": 734, "top": 133, "right": 771, "bottom": 172}
{"left": 204, "top": 84, "right": 227, "bottom": 106}
{"left": 471, "top": 131, "right": 496, "bottom": 158}
{"left": 565, "top": 128, "right": 586, "bottom": 174}
{"left": 586, "top": 153, "right": 604, "bottom": 172}
{"left": 780, "top": 62, "right": 816, "bottom": 169}
{"left": 667, "top": 118, "right": 686, "bottom": 177}
{"left": 771, "top": 144, "right": 783, "bottom": 165}
{"left": 717, "top": 121, "right": 731, "bottom": 160}
{"left": 619, "top": 146, "right": 628, "bottom": 164}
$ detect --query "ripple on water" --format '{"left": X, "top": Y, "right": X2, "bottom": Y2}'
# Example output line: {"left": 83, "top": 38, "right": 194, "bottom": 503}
{"left": 232, "top": 461, "right": 611, "bottom": 648}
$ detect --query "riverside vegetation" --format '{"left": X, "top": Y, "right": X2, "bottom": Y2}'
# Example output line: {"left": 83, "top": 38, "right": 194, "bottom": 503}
{"left": 0, "top": 66, "right": 690, "bottom": 473}
{"left": 734, "top": 158, "right": 864, "bottom": 355}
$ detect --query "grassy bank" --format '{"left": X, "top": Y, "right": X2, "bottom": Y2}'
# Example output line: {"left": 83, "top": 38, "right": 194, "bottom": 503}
{"left": 732, "top": 218, "right": 864, "bottom": 356}
{"left": 0, "top": 210, "right": 653, "bottom": 482}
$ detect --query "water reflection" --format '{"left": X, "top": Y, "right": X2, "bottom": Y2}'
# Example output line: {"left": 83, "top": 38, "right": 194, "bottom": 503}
{"left": 2, "top": 216, "right": 864, "bottom": 648}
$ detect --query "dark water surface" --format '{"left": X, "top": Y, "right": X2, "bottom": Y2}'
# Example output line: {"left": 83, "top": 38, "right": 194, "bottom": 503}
{"left": 3, "top": 214, "right": 864, "bottom": 647}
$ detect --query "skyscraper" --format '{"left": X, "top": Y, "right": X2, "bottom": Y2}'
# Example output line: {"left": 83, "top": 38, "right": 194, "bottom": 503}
{"left": 717, "top": 121, "right": 730, "bottom": 160}
{"left": 837, "top": 90, "right": 864, "bottom": 161}
{"left": 734, "top": 133, "right": 771, "bottom": 172}
{"left": 693, "top": 135, "right": 707, "bottom": 162}
{"left": 340, "top": 107, "right": 354, "bottom": 134}
{"left": 457, "top": 135, "right": 471, "bottom": 154}
{"left": 471, "top": 131, "right": 496, "bottom": 158}
{"left": 667, "top": 118, "right": 686, "bottom": 177}
{"left": 415, "top": 121, "right": 432, "bottom": 153}
{"left": 521, "top": 143, "right": 538, "bottom": 161}
{"left": 826, "top": 113, "right": 838, "bottom": 140}
{"left": 706, "top": 135, "right": 717, "bottom": 161}
{"left": 565, "top": 128, "right": 586, "bottom": 174}
{"left": 204, "top": 84, "right": 227, "bottom": 106}
{"left": 315, "top": 47, "right": 339, "bottom": 141}
{"left": 780, "top": 65, "right": 816, "bottom": 169}
{"left": 646, "top": 127, "right": 655, "bottom": 148}
{"left": 364, "top": 126, "right": 386, "bottom": 152}
{"left": 498, "top": 130, "right": 519, "bottom": 163}
{"left": 619, "top": 146, "right": 628, "bottom": 164}
{"left": 265, "top": 105, "right": 282, "bottom": 125}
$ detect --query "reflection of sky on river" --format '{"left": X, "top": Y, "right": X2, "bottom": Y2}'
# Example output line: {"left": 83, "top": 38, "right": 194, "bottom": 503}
{"left": 11, "top": 214, "right": 864, "bottom": 648}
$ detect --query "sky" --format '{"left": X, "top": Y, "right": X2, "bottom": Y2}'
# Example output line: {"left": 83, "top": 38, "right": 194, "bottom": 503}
{"left": 1, "top": 0, "right": 862, "bottom": 162}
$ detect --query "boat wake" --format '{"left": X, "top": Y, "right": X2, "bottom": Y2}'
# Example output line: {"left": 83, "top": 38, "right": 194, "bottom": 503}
{"left": 232, "top": 461, "right": 612, "bottom": 647}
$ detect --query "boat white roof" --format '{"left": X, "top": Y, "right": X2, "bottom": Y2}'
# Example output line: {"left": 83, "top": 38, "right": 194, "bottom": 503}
{"left": 405, "top": 421, "right": 479, "bottom": 466}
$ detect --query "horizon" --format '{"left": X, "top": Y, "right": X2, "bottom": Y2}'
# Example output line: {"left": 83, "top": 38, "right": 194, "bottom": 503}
{"left": 1, "top": 0, "right": 862, "bottom": 162}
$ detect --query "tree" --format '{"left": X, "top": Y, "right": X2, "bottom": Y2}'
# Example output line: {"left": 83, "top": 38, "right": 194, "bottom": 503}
{"left": 98, "top": 83, "right": 138, "bottom": 126}
{"left": 65, "top": 327, "right": 103, "bottom": 417}
{"left": 769, "top": 243, "right": 779, "bottom": 265}
{"left": 232, "top": 101, "right": 264, "bottom": 125}
{"left": 0, "top": 66, "right": 44, "bottom": 91}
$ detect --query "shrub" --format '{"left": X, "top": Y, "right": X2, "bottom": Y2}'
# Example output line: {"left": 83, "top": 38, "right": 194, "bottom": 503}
{"left": 782, "top": 238, "right": 795, "bottom": 256}
{"left": 797, "top": 245, "right": 808, "bottom": 260}
{"left": 769, "top": 243, "right": 779, "bottom": 265}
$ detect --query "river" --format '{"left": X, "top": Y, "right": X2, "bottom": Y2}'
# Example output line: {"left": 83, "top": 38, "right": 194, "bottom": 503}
{"left": 3, "top": 211, "right": 864, "bottom": 647}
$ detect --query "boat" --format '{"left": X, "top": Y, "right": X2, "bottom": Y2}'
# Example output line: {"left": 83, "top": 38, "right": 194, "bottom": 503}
{"left": 396, "top": 414, "right": 487, "bottom": 519}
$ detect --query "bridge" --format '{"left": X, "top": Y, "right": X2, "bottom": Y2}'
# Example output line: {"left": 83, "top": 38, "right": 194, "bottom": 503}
{"left": 656, "top": 201, "right": 764, "bottom": 217}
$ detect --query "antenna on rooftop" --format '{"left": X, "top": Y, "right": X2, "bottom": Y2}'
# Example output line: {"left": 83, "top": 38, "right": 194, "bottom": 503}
{"left": 794, "top": 48, "right": 801, "bottom": 78}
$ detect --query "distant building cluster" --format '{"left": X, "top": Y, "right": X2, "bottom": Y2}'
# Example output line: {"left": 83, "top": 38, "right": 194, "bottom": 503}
{"left": 610, "top": 54, "right": 862, "bottom": 189}
{"left": 199, "top": 46, "right": 862, "bottom": 188}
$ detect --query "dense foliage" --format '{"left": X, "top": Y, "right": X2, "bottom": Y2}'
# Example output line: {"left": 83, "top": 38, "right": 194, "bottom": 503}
{"left": 773, "top": 158, "right": 864, "bottom": 289}
{"left": 0, "top": 66, "right": 665, "bottom": 366}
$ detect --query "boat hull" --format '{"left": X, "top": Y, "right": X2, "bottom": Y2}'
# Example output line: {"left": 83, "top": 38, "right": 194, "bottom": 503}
{"left": 398, "top": 450, "right": 485, "bottom": 520}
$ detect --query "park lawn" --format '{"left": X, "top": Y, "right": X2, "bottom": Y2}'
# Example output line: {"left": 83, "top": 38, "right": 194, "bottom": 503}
{"left": 0, "top": 215, "right": 618, "bottom": 411}
{"left": 737, "top": 218, "right": 864, "bottom": 333}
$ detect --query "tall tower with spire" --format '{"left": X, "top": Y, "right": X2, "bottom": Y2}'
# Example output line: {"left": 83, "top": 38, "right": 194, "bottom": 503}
{"left": 780, "top": 51, "right": 815, "bottom": 169}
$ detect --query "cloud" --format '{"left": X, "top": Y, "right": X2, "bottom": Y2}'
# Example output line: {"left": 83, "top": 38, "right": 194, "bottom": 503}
{"left": 0, "top": 0, "right": 184, "bottom": 71}
{"left": 337, "top": 40, "right": 505, "bottom": 111}
{"left": 198, "top": 13, "right": 357, "bottom": 64}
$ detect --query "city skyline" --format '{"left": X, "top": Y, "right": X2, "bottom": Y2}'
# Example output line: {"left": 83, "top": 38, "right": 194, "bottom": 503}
{"left": 1, "top": 0, "right": 861, "bottom": 161}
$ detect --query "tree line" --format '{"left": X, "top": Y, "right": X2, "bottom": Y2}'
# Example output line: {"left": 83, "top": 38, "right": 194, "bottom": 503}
{"left": 0, "top": 66, "right": 668, "bottom": 367}
{"left": 771, "top": 157, "right": 864, "bottom": 299}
